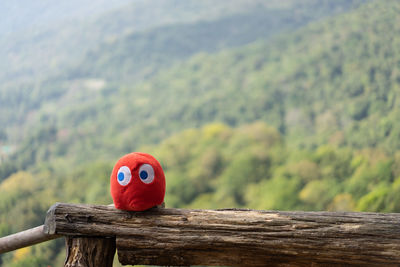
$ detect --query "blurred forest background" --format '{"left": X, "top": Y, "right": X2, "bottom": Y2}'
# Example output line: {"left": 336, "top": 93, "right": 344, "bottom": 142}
{"left": 1, "top": 0, "right": 400, "bottom": 265}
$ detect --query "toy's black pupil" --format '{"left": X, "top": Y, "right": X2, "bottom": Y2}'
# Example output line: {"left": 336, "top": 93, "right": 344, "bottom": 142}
{"left": 140, "top": 170, "right": 148, "bottom": 180}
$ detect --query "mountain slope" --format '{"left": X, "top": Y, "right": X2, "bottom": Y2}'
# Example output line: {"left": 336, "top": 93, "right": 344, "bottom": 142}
{"left": 3, "top": 0, "right": 398, "bottom": 179}
{"left": 5, "top": 0, "right": 348, "bottom": 81}
{"left": 78, "top": 0, "right": 368, "bottom": 81}
{"left": 0, "top": 1, "right": 368, "bottom": 152}
{"left": 0, "top": 0, "right": 367, "bottom": 128}
{"left": 108, "top": 0, "right": 400, "bottom": 151}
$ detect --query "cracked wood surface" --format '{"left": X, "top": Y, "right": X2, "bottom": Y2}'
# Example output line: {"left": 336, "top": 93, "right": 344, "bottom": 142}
{"left": 64, "top": 237, "right": 115, "bottom": 267}
{"left": 44, "top": 203, "right": 400, "bottom": 266}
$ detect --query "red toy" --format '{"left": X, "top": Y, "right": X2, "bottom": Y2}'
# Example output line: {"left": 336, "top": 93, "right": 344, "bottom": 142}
{"left": 110, "top": 152, "right": 165, "bottom": 211}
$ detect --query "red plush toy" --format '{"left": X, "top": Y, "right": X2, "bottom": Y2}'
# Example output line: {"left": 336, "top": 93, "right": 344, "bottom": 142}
{"left": 110, "top": 152, "right": 165, "bottom": 211}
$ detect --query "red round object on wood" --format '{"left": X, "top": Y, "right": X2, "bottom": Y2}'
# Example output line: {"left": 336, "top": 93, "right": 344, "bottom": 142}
{"left": 110, "top": 152, "right": 165, "bottom": 211}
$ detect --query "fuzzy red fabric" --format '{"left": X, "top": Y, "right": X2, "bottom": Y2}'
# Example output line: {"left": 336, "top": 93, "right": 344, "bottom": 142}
{"left": 110, "top": 152, "right": 165, "bottom": 211}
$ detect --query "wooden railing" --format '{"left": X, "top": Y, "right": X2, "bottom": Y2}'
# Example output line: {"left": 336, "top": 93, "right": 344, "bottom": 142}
{"left": 1, "top": 203, "right": 400, "bottom": 266}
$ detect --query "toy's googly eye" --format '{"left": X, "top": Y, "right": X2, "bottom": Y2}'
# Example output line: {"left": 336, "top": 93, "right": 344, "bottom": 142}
{"left": 138, "top": 164, "right": 155, "bottom": 184}
{"left": 117, "top": 166, "right": 132, "bottom": 186}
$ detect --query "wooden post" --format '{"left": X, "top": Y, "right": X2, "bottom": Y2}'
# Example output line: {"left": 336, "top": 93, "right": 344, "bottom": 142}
{"left": 44, "top": 203, "right": 400, "bottom": 266}
{"left": 64, "top": 236, "right": 115, "bottom": 267}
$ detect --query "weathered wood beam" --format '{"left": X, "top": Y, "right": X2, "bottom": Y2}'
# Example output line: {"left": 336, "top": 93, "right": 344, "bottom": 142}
{"left": 0, "top": 225, "right": 61, "bottom": 254}
{"left": 44, "top": 203, "right": 400, "bottom": 266}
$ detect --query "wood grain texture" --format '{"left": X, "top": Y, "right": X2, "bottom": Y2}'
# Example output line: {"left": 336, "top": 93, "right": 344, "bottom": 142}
{"left": 44, "top": 203, "right": 400, "bottom": 266}
{"left": 0, "top": 225, "right": 60, "bottom": 254}
{"left": 64, "top": 236, "right": 115, "bottom": 267}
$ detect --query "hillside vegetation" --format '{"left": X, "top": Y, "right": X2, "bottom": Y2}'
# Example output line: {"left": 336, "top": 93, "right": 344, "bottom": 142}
{"left": 0, "top": 0, "right": 365, "bottom": 136}
{"left": 0, "top": 0, "right": 368, "bottom": 179}
{"left": 3, "top": 0, "right": 397, "bottom": 178}
{"left": 108, "top": 0, "right": 399, "bottom": 152}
